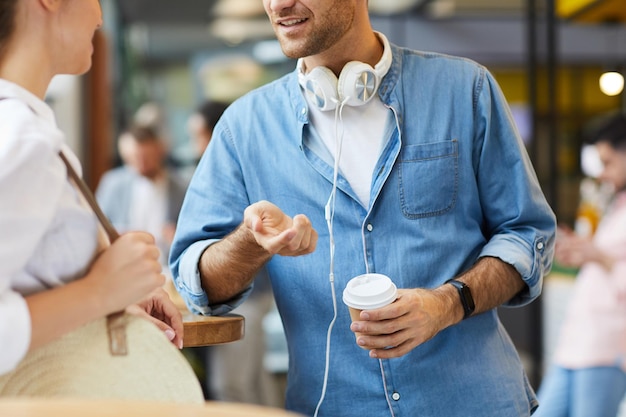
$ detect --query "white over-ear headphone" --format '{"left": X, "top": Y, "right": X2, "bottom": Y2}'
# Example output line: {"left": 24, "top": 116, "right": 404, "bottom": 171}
{"left": 298, "top": 32, "right": 392, "bottom": 111}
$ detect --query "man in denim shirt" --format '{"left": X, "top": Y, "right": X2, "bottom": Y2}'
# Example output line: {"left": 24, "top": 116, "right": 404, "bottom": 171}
{"left": 170, "top": 0, "right": 556, "bottom": 415}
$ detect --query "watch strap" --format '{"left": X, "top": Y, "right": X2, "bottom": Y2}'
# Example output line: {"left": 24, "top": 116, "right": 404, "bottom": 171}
{"left": 446, "top": 279, "right": 475, "bottom": 319}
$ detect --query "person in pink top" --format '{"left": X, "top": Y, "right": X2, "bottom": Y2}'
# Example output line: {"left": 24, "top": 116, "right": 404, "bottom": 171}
{"left": 535, "top": 112, "right": 626, "bottom": 417}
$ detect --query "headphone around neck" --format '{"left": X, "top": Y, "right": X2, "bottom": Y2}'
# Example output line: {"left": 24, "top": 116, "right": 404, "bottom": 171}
{"left": 298, "top": 32, "right": 392, "bottom": 112}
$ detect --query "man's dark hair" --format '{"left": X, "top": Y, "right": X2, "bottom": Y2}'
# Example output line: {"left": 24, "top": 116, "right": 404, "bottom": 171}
{"left": 197, "top": 100, "right": 229, "bottom": 131}
{"left": 124, "top": 125, "right": 160, "bottom": 144}
{"left": 585, "top": 112, "right": 626, "bottom": 150}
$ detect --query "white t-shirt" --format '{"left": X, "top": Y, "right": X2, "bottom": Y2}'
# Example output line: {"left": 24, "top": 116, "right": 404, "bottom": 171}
{"left": 307, "top": 96, "right": 390, "bottom": 208}
{"left": 0, "top": 79, "right": 99, "bottom": 374}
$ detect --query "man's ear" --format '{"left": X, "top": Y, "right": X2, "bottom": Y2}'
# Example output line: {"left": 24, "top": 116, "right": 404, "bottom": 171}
{"left": 37, "top": 0, "right": 62, "bottom": 13}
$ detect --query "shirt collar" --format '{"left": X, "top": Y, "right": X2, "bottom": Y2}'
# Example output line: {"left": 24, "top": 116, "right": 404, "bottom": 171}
{"left": 0, "top": 78, "right": 57, "bottom": 127}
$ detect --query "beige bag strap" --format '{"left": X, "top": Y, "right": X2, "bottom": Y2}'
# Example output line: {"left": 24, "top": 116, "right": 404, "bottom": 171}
{"left": 58, "top": 151, "right": 128, "bottom": 356}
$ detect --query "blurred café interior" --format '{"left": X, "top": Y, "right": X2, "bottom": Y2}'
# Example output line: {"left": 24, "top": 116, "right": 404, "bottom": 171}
{"left": 32, "top": 0, "right": 626, "bottom": 413}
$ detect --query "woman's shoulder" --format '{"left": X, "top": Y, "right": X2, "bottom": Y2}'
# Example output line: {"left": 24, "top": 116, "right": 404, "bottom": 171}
{"left": 0, "top": 97, "right": 64, "bottom": 153}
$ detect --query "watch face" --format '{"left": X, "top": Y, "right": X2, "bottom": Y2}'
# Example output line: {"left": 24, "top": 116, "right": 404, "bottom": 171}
{"left": 460, "top": 285, "right": 475, "bottom": 311}
{"left": 447, "top": 279, "right": 475, "bottom": 318}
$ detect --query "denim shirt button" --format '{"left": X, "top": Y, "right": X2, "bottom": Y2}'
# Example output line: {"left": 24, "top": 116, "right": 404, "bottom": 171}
{"left": 301, "top": 107, "right": 307, "bottom": 116}
{"left": 536, "top": 241, "right": 544, "bottom": 250}
{"left": 391, "top": 392, "right": 400, "bottom": 401}
{"left": 366, "top": 224, "right": 374, "bottom": 232}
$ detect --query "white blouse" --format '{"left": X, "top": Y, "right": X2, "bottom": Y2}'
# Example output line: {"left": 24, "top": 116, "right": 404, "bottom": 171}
{"left": 0, "top": 79, "right": 100, "bottom": 375}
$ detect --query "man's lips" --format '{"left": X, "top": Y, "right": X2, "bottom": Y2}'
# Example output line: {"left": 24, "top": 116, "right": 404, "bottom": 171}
{"left": 276, "top": 17, "right": 308, "bottom": 27}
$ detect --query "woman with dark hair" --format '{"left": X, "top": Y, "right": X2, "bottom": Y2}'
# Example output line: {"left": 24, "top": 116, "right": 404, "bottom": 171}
{"left": 535, "top": 112, "right": 626, "bottom": 417}
{"left": 0, "top": 0, "right": 187, "bottom": 384}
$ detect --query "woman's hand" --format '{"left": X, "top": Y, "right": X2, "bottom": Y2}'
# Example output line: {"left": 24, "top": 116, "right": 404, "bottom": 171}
{"left": 126, "top": 287, "right": 184, "bottom": 349}
{"left": 555, "top": 226, "right": 613, "bottom": 270}
{"left": 555, "top": 226, "right": 598, "bottom": 268}
{"left": 85, "top": 231, "right": 165, "bottom": 314}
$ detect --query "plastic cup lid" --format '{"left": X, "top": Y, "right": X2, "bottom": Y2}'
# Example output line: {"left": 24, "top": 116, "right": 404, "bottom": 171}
{"left": 342, "top": 273, "right": 397, "bottom": 310}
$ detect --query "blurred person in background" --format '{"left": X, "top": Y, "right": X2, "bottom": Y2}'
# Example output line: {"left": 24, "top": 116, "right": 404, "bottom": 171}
{"left": 96, "top": 124, "right": 188, "bottom": 276}
{"left": 187, "top": 100, "right": 230, "bottom": 159}
{"left": 179, "top": 100, "right": 229, "bottom": 183}
{"left": 534, "top": 112, "right": 626, "bottom": 417}
{"left": 0, "top": 0, "right": 183, "bottom": 380}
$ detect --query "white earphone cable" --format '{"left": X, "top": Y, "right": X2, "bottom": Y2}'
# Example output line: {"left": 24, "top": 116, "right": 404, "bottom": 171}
{"left": 313, "top": 97, "right": 348, "bottom": 417}
{"left": 314, "top": 100, "right": 399, "bottom": 417}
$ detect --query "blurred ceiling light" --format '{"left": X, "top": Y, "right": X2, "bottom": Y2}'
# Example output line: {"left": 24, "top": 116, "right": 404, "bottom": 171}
{"left": 599, "top": 71, "right": 624, "bottom": 96}
{"left": 213, "top": 0, "right": 265, "bottom": 18}
{"left": 369, "top": 0, "right": 423, "bottom": 15}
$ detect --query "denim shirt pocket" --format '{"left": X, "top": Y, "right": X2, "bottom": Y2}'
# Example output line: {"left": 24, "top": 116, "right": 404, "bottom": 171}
{"left": 398, "top": 139, "right": 458, "bottom": 218}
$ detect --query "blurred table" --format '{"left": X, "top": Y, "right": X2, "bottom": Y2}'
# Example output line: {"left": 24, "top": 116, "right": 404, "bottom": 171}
{"left": 182, "top": 312, "right": 244, "bottom": 347}
{"left": 0, "top": 399, "right": 303, "bottom": 417}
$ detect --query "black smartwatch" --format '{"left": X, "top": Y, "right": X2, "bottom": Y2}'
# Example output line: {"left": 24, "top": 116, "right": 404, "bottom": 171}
{"left": 446, "top": 279, "right": 475, "bottom": 319}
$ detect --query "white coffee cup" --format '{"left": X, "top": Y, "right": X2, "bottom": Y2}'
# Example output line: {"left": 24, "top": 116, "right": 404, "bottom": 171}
{"left": 342, "top": 273, "right": 397, "bottom": 346}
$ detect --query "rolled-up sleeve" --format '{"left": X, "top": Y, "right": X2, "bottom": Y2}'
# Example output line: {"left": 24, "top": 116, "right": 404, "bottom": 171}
{"left": 480, "top": 233, "right": 553, "bottom": 306}
{"left": 474, "top": 70, "right": 556, "bottom": 306}
{"left": 174, "top": 238, "right": 253, "bottom": 316}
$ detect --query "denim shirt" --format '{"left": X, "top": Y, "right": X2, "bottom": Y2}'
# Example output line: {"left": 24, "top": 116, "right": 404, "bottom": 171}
{"left": 170, "top": 42, "right": 556, "bottom": 417}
